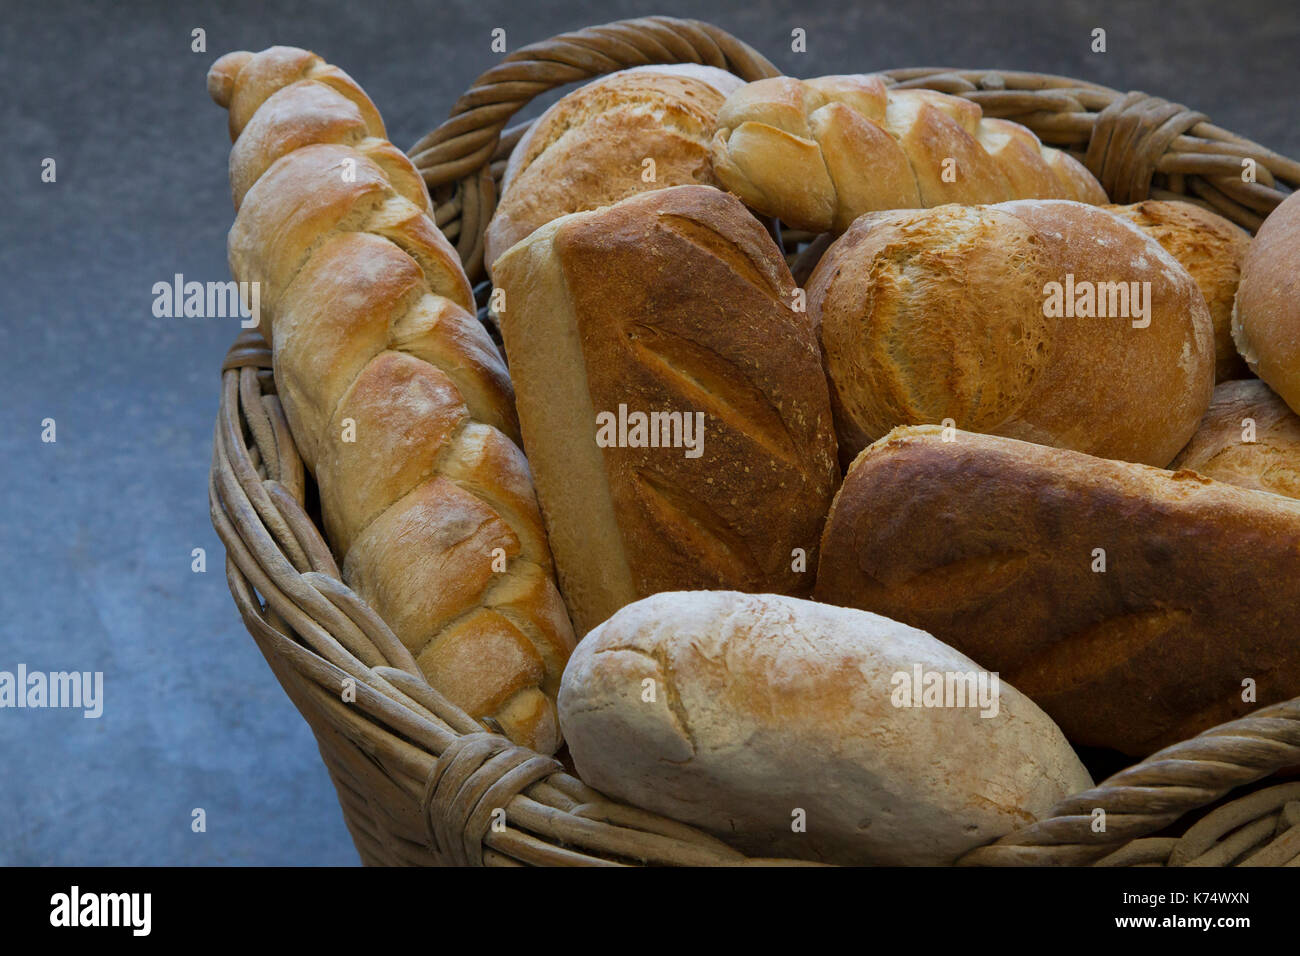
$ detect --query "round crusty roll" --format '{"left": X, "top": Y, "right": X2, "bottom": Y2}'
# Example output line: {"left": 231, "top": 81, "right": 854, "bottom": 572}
{"left": 808, "top": 199, "right": 1215, "bottom": 469}
{"left": 1105, "top": 201, "right": 1252, "bottom": 382}
{"left": 1233, "top": 189, "right": 1300, "bottom": 415}
{"left": 209, "top": 47, "right": 576, "bottom": 754}
{"left": 1170, "top": 379, "right": 1300, "bottom": 499}
{"left": 711, "top": 74, "right": 1107, "bottom": 233}
{"left": 483, "top": 65, "right": 745, "bottom": 272}
{"left": 558, "top": 590, "right": 1092, "bottom": 866}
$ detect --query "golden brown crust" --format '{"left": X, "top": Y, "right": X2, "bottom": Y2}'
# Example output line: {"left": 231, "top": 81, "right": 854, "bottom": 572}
{"left": 814, "top": 425, "right": 1300, "bottom": 755}
{"left": 1106, "top": 200, "right": 1252, "bottom": 382}
{"left": 484, "top": 66, "right": 743, "bottom": 271}
{"left": 885, "top": 89, "right": 1013, "bottom": 207}
{"left": 1169, "top": 379, "right": 1300, "bottom": 498}
{"left": 998, "top": 199, "right": 1214, "bottom": 465}
{"left": 1233, "top": 190, "right": 1300, "bottom": 412}
{"left": 493, "top": 185, "right": 839, "bottom": 635}
{"left": 808, "top": 199, "right": 1215, "bottom": 468}
{"left": 229, "top": 143, "right": 471, "bottom": 341}
{"left": 809, "top": 205, "right": 1051, "bottom": 467}
{"left": 710, "top": 74, "right": 1107, "bottom": 232}
{"left": 213, "top": 47, "right": 575, "bottom": 753}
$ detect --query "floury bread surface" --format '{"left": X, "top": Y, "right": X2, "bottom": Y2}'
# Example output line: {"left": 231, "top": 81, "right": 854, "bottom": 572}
{"left": 491, "top": 185, "right": 839, "bottom": 636}
{"left": 814, "top": 425, "right": 1300, "bottom": 754}
{"left": 558, "top": 591, "right": 1093, "bottom": 865}
{"left": 808, "top": 200, "right": 1215, "bottom": 468}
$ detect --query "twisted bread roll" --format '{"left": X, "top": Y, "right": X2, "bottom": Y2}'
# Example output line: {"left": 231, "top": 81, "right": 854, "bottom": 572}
{"left": 208, "top": 47, "right": 575, "bottom": 753}
{"left": 711, "top": 74, "right": 1107, "bottom": 233}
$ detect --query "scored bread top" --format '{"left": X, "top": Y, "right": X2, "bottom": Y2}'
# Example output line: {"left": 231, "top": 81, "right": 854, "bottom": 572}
{"left": 815, "top": 424, "right": 1300, "bottom": 755}
{"left": 484, "top": 66, "right": 744, "bottom": 271}
{"left": 492, "top": 184, "right": 840, "bottom": 636}
{"left": 1106, "top": 200, "right": 1252, "bottom": 382}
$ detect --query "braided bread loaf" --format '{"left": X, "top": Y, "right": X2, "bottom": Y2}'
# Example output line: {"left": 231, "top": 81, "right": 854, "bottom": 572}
{"left": 208, "top": 47, "right": 575, "bottom": 754}
{"left": 711, "top": 74, "right": 1107, "bottom": 233}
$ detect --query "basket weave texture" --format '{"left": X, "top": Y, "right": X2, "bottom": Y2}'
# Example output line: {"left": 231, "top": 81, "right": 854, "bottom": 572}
{"left": 212, "top": 17, "right": 1300, "bottom": 866}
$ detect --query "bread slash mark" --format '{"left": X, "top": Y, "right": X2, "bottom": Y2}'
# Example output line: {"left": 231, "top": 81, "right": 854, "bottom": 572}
{"left": 632, "top": 467, "right": 765, "bottom": 585}
{"left": 627, "top": 324, "right": 801, "bottom": 467}
{"left": 1011, "top": 608, "right": 1190, "bottom": 699}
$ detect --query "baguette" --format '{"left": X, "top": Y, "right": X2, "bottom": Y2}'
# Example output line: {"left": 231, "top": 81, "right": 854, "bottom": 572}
{"left": 1170, "top": 379, "right": 1300, "bottom": 499}
{"left": 807, "top": 199, "right": 1214, "bottom": 468}
{"left": 484, "top": 65, "right": 744, "bottom": 272}
{"left": 711, "top": 74, "right": 1107, "bottom": 233}
{"left": 491, "top": 185, "right": 839, "bottom": 636}
{"left": 559, "top": 591, "right": 1093, "bottom": 865}
{"left": 814, "top": 425, "right": 1300, "bottom": 755}
{"left": 209, "top": 47, "right": 575, "bottom": 753}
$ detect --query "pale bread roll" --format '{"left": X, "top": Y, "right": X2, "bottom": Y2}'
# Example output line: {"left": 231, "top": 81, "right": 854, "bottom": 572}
{"left": 559, "top": 591, "right": 1093, "bottom": 866}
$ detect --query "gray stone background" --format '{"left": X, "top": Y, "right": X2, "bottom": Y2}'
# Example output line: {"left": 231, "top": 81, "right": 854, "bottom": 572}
{"left": 1, "top": 0, "right": 1296, "bottom": 865}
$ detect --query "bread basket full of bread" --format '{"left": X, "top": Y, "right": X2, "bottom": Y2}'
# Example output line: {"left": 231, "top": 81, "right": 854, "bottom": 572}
{"left": 207, "top": 16, "right": 1300, "bottom": 866}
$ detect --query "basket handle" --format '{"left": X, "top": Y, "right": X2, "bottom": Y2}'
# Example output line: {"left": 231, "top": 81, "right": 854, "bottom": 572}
{"left": 408, "top": 15, "right": 779, "bottom": 281}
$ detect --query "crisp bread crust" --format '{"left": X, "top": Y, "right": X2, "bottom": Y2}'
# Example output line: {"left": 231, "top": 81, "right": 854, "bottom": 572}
{"left": 495, "top": 185, "right": 839, "bottom": 634}
{"left": 1234, "top": 189, "right": 1300, "bottom": 413}
{"left": 484, "top": 67, "right": 742, "bottom": 270}
{"left": 1106, "top": 200, "right": 1251, "bottom": 382}
{"left": 815, "top": 425, "right": 1300, "bottom": 755}
{"left": 809, "top": 199, "right": 1216, "bottom": 468}
{"left": 554, "top": 186, "right": 839, "bottom": 601}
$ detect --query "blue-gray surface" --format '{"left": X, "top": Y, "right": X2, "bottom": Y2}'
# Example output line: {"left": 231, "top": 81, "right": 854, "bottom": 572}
{"left": 1, "top": 0, "right": 1297, "bottom": 865}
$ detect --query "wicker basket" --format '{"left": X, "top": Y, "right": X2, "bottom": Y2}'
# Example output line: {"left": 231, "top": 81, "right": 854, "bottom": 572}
{"left": 211, "top": 16, "right": 1300, "bottom": 866}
